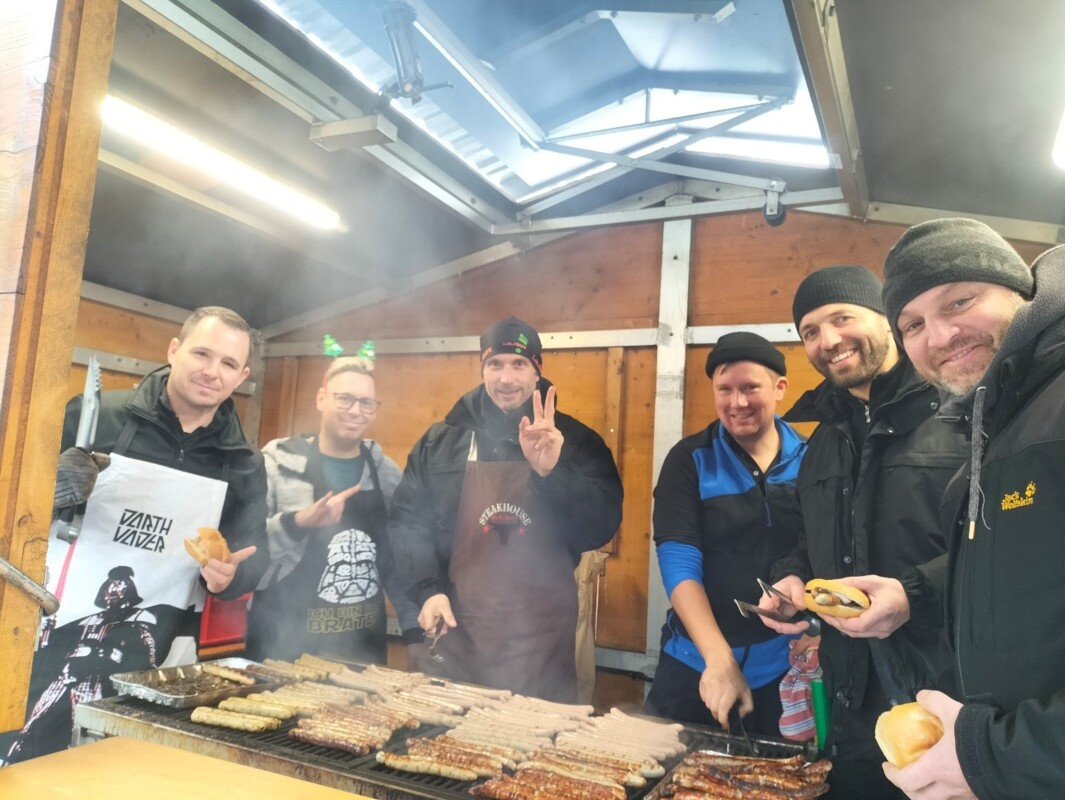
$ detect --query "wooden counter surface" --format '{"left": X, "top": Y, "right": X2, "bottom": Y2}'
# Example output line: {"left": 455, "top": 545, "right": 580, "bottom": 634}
{"left": 0, "top": 737, "right": 373, "bottom": 799}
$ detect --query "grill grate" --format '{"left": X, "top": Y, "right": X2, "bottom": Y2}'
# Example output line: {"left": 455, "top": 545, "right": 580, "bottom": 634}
{"left": 82, "top": 697, "right": 814, "bottom": 800}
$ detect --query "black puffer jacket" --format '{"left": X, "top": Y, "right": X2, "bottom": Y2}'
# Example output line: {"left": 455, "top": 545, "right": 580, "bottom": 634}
{"left": 62, "top": 366, "right": 269, "bottom": 599}
{"left": 930, "top": 246, "right": 1065, "bottom": 800}
{"left": 390, "top": 380, "right": 623, "bottom": 607}
{"left": 775, "top": 358, "right": 968, "bottom": 710}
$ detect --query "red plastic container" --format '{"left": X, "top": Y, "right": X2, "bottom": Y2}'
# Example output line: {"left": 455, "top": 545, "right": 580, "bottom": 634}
{"left": 199, "top": 593, "right": 251, "bottom": 646}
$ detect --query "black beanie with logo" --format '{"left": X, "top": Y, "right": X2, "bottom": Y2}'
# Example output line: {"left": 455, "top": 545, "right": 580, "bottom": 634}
{"left": 480, "top": 316, "right": 543, "bottom": 374}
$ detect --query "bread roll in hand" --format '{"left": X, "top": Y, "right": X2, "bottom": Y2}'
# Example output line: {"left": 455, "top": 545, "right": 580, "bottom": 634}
{"left": 875, "top": 702, "right": 944, "bottom": 767}
{"left": 183, "top": 527, "right": 230, "bottom": 565}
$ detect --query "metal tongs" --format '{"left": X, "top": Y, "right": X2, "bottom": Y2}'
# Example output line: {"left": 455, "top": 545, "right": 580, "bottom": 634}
{"left": 55, "top": 355, "right": 102, "bottom": 543}
{"left": 425, "top": 618, "right": 446, "bottom": 663}
{"left": 728, "top": 704, "right": 758, "bottom": 756}
{"left": 734, "top": 578, "right": 822, "bottom": 636}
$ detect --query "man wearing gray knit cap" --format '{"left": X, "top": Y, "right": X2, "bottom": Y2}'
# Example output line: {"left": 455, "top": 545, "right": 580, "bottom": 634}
{"left": 872, "top": 218, "right": 1065, "bottom": 799}
{"left": 757, "top": 264, "right": 967, "bottom": 800}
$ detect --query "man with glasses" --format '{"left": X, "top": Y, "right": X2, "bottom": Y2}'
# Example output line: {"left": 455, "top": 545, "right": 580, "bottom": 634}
{"left": 245, "top": 354, "right": 421, "bottom": 663}
{"left": 390, "top": 316, "right": 623, "bottom": 700}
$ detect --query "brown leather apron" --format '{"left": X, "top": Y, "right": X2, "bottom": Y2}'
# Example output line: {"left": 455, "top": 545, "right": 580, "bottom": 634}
{"left": 432, "top": 435, "right": 578, "bottom": 702}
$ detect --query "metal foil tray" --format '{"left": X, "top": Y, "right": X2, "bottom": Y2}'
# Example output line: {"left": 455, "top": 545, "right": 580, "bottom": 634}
{"left": 110, "top": 657, "right": 281, "bottom": 708}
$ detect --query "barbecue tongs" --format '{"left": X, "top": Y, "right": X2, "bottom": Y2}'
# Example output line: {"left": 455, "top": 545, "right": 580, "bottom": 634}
{"left": 734, "top": 579, "right": 822, "bottom": 636}
{"left": 54, "top": 355, "right": 101, "bottom": 544}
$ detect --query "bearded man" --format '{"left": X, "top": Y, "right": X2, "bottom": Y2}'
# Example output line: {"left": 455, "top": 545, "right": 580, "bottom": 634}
{"left": 758, "top": 265, "right": 968, "bottom": 799}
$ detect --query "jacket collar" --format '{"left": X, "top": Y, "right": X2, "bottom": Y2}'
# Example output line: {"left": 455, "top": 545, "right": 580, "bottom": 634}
{"left": 784, "top": 357, "right": 928, "bottom": 429}
{"left": 130, "top": 365, "right": 251, "bottom": 451}
{"left": 444, "top": 377, "right": 557, "bottom": 439}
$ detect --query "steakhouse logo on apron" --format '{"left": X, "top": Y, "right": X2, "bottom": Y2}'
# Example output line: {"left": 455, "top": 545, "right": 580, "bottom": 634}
{"left": 245, "top": 452, "right": 389, "bottom": 664}
{"left": 433, "top": 435, "right": 578, "bottom": 703}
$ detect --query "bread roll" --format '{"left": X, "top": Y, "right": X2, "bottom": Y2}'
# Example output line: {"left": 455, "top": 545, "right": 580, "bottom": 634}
{"left": 183, "top": 527, "right": 230, "bottom": 565}
{"left": 875, "top": 702, "right": 944, "bottom": 768}
{"left": 803, "top": 578, "right": 870, "bottom": 618}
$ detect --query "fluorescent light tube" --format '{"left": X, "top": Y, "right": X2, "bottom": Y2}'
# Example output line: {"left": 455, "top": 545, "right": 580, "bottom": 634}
{"left": 101, "top": 95, "right": 341, "bottom": 230}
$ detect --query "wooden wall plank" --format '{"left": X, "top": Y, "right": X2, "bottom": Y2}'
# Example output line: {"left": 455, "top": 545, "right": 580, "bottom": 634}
{"left": 0, "top": 0, "right": 119, "bottom": 732}
{"left": 255, "top": 356, "right": 286, "bottom": 444}
{"left": 75, "top": 299, "right": 181, "bottom": 361}
{"left": 273, "top": 356, "right": 301, "bottom": 440}
{"left": 691, "top": 211, "right": 907, "bottom": 326}
{"left": 691, "top": 210, "right": 1046, "bottom": 328}
{"left": 599, "top": 347, "right": 624, "bottom": 555}
{"left": 595, "top": 347, "right": 655, "bottom": 652}
{"left": 272, "top": 223, "right": 664, "bottom": 344}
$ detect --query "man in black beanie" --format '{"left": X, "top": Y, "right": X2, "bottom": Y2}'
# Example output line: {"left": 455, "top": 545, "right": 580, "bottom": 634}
{"left": 645, "top": 332, "right": 806, "bottom": 737}
{"left": 866, "top": 219, "right": 1065, "bottom": 800}
{"left": 758, "top": 265, "right": 968, "bottom": 800}
{"left": 389, "top": 316, "right": 622, "bottom": 701}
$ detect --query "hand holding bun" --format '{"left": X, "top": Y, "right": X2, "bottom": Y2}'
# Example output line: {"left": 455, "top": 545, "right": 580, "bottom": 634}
{"left": 184, "top": 527, "right": 230, "bottom": 566}
{"left": 876, "top": 702, "right": 944, "bottom": 767}
{"left": 804, "top": 578, "right": 871, "bottom": 618}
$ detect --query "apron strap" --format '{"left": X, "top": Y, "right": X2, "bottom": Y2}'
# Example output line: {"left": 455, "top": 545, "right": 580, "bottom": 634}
{"left": 114, "top": 413, "right": 139, "bottom": 455}
{"left": 359, "top": 442, "right": 388, "bottom": 523}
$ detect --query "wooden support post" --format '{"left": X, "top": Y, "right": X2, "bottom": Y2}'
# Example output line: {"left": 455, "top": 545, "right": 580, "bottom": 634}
{"left": 0, "top": 0, "right": 120, "bottom": 731}
{"left": 645, "top": 215, "right": 693, "bottom": 664}
{"left": 599, "top": 346, "right": 624, "bottom": 555}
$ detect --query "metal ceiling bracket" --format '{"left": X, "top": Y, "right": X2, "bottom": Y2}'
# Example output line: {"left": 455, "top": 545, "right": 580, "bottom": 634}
{"left": 310, "top": 116, "right": 398, "bottom": 150}
{"left": 762, "top": 182, "right": 788, "bottom": 226}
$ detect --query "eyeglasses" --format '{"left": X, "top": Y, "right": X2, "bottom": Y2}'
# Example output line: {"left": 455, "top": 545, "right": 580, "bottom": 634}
{"left": 331, "top": 393, "right": 381, "bottom": 413}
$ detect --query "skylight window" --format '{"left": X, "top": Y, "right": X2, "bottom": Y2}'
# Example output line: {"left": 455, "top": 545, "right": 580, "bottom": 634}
{"left": 254, "top": 0, "right": 829, "bottom": 205}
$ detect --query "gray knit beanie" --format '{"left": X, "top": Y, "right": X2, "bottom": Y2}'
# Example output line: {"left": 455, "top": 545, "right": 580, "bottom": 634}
{"left": 792, "top": 265, "right": 884, "bottom": 330}
{"left": 883, "top": 218, "right": 1033, "bottom": 334}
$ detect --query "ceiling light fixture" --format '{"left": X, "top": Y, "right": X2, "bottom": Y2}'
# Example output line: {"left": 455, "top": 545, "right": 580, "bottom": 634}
{"left": 100, "top": 95, "right": 342, "bottom": 231}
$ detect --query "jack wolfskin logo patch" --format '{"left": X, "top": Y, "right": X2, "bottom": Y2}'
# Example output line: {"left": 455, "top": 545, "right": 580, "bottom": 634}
{"left": 1001, "top": 481, "right": 1036, "bottom": 511}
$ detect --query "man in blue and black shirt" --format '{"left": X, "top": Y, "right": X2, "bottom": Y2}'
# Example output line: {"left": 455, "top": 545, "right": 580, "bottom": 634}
{"left": 645, "top": 332, "right": 805, "bottom": 736}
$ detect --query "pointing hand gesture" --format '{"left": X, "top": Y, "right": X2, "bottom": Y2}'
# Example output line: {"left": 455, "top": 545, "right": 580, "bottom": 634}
{"left": 519, "top": 387, "right": 564, "bottom": 477}
{"left": 202, "top": 545, "right": 257, "bottom": 593}
{"left": 294, "top": 484, "right": 362, "bottom": 528}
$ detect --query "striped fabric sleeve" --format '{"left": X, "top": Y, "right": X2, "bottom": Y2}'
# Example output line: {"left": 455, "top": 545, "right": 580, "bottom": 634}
{"left": 778, "top": 643, "right": 822, "bottom": 742}
{"left": 656, "top": 540, "right": 704, "bottom": 598}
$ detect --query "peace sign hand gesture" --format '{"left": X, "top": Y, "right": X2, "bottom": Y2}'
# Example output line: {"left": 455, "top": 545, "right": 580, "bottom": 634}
{"left": 293, "top": 484, "right": 362, "bottom": 528}
{"left": 519, "top": 387, "right": 564, "bottom": 477}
